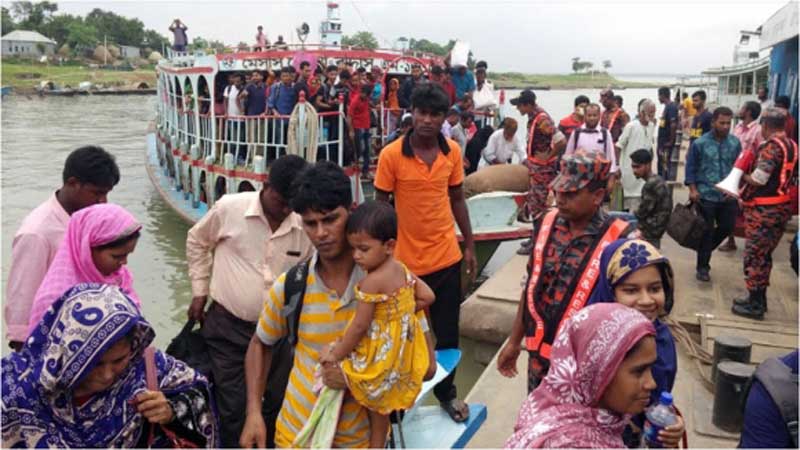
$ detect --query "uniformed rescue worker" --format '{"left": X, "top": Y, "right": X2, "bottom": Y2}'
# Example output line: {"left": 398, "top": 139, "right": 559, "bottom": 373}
{"left": 496, "top": 151, "right": 637, "bottom": 392}
{"left": 511, "top": 89, "right": 557, "bottom": 255}
{"left": 732, "top": 108, "right": 798, "bottom": 320}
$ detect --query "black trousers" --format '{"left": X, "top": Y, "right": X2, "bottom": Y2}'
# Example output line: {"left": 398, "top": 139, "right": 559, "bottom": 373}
{"left": 203, "top": 302, "right": 268, "bottom": 448}
{"left": 420, "top": 261, "right": 462, "bottom": 403}
{"left": 696, "top": 199, "right": 738, "bottom": 271}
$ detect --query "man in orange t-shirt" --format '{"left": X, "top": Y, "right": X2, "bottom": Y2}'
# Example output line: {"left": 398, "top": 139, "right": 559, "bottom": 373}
{"left": 374, "top": 82, "right": 476, "bottom": 424}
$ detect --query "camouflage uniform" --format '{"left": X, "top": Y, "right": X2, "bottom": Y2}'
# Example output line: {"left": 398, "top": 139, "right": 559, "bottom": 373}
{"left": 741, "top": 135, "right": 796, "bottom": 290}
{"left": 525, "top": 107, "right": 556, "bottom": 218}
{"left": 523, "top": 151, "right": 635, "bottom": 392}
{"left": 634, "top": 173, "right": 672, "bottom": 248}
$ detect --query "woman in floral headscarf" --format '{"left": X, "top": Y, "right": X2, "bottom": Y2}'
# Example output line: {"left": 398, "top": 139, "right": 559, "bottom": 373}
{"left": 586, "top": 238, "right": 684, "bottom": 447}
{"left": 2, "top": 284, "right": 219, "bottom": 448}
{"left": 505, "top": 303, "right": 657, "bottom": 448}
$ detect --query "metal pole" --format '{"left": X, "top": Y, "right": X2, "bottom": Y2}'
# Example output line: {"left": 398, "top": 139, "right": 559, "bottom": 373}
{"left": 338, "top": 94, "right": 344, "bottom": 166}
{"left": 104, "top": 35, "right": 107, "bottom": 66}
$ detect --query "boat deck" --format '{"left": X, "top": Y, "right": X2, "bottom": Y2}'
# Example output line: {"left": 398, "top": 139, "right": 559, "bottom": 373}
{"left": 462, "top": 207, "right": 798, "bottom": 448}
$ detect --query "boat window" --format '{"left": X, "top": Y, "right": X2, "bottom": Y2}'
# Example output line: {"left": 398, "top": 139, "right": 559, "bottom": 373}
{"left": 742, "top": 72, "right": 754, "bottom": 95}
{"left": 755, "top": 67, "right": 769, "bottom": 91}
{"left": 728, "top": 75, "right": 740, "bottom": 95}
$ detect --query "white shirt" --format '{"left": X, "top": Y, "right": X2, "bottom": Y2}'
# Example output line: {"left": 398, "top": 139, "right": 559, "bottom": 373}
{"left": 224, "top": 84, "right": 243, "bottom": 117}
{"left": 473, "top": 80, "right": 497, "bottom": 111}
{"left": 616, "top": 118, "right": 656, "bottom": 197}
{"left": 479, "top": 129, "right": 526, "bottom": 169}
{"left": 564, "top": 123, "right": 619, "bottom": 173}
{"left": 186, "top": 192, "right": 313, "bottom": 322}
{"left": 441, "top": 120, "right": 453, "bottom": 139}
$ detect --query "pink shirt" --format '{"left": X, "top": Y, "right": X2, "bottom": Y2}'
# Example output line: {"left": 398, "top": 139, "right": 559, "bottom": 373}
{"left": 734, "top": 120, "right": 763, "bottom": 154}
{"left": 4, "top": 193, "right": 70, "bottom": 342}
{"left": 186, "top": 192, "right": 313, "bottom": 322}
{"left": 256, "top": 32, "right": 267, "bottom": 47}
{"left": 564, "top": 123, "right": 619, "bottom": 173}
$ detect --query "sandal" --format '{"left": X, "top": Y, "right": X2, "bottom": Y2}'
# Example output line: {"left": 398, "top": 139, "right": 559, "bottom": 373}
{"left": 440, "top": 398, "right": 470, "bottom": 423}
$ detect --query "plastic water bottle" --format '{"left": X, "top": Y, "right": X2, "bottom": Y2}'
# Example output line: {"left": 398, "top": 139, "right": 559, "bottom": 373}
{"left": 642, "top": 392, "right": 678, "bottom": 448}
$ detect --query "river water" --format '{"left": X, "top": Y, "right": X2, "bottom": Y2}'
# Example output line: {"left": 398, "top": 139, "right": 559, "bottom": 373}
{"left": 0, "top": 86, "right": 671, "bottom": 388}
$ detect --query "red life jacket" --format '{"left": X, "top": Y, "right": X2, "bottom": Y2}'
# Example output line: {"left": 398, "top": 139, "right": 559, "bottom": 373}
{"left": 605, "top": 108, "right": 623, "bottom": 134}
{"left": 743, "top": 136, "right": 798, "bottom": 208}
{"left": 527, "top": 112, "right": 557, "bottom": 165}
{"left": 524, "top": 209, "right": 629, "bottom": 358}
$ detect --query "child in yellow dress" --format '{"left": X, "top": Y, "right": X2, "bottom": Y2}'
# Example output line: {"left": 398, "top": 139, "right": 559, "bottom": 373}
{"left": 320, "top": 200, "right": 436, "bottom": 448}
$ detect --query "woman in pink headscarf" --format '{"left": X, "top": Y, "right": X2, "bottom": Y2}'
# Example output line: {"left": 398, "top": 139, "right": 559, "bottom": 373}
{"left": 27, "top": 204, "right": 142, "bottom": 335}
{"left": 505, "top": 303, "right": 657, "bottom": 449}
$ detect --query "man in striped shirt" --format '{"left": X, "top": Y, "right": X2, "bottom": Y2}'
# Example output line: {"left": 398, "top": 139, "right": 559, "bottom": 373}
{"left": 241, "top": 162, "right": 430, "bottom": 447}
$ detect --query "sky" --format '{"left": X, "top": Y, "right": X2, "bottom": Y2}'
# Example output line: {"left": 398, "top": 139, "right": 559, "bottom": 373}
{"left": 50, "top": 0, "right": 792, "bottom": 75}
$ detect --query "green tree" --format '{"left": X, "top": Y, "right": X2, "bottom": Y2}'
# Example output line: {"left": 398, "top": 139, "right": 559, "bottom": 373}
{"left": 11, "top": 1, "right": 58, "bottom": 29}
{"left": 41, "top": 13, "right": 81, "bottom": 46}
{"left": 408, "top": 38, "right": 454, "bottom": 56}
{"left": 142, "top": 29, "right": 169, "bottom": 51}
{"left": 65, "top": 20, "right": 98, "bottom": 51}
{"left": 190, "top": 36, "right": 209, "bottom": 51}
{"left": 602, "top": 59, "right": 612, "bottom": 71}
{"left": 85, "top": 8, "right": 144, "bottom": 47}
{"left": 571, "top": 57, "right": 581, "bottom": 74}
{"left": 342, "top": 31, "right": 378, "bottom": 50}
{"left": 2, "top": 7, "right": 16, "bottom": 33}
{"left": 207, "top": 39, "right": 227, "bottom": 53}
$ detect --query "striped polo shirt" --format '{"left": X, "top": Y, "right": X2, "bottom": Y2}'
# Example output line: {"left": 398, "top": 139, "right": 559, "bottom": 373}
{"left": 256, "top": 253, "right": 370, "bottom": 448}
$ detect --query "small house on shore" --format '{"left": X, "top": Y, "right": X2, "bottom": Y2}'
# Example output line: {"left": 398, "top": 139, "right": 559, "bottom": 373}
{"left": 1, "top": 30, "right": 56, "bottom": 57}
{"left": 120, "top": 45, "right": 141, "bottom": 60}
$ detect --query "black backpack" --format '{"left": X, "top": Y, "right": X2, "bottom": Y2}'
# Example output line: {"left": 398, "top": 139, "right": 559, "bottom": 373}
{"left": 264, "top": 260, "right": 310, "bottom": 448}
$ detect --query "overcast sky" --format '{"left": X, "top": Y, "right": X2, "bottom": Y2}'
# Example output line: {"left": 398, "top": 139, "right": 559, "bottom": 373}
{"left": 54, "top": 0, "right": 790, "bottom": 74}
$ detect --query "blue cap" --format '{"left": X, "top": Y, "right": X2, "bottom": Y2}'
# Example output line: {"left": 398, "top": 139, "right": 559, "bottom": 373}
{"left": 659, "top": 392, "right": 673, "bottom": 406}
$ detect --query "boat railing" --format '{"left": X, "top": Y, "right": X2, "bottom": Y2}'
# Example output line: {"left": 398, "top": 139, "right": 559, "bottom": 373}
{"left": 164, "top": 43, "right": 443, "bottom": 63}
{"left": 375, "top": 104, "right": 500, "bottom": 147}
{"left": 473, "top": 109, "right": 498, "bottom": 129}
{"left": 158, "top": 95, "right": 347, "bottom": 176}
{"left": 378, "top": 106, "right": 408, "bottom": 147}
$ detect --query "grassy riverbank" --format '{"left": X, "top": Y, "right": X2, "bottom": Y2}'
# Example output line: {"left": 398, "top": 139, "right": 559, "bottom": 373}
{"left": 489, "top": 72, "right": 661, "bottom": 90}
{"left": 2, "top": 60, "right": 156, "bottom": 93}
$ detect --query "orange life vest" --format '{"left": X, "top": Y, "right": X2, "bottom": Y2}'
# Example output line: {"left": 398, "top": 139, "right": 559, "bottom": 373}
{"left": 527, "top": 112, "right": 557, "bottom": 164}
{"left": 524, "top": 209, "right": 628, "bottom": 358}
{"left": 743, "top": 137, "right": 798, "bottom": 207}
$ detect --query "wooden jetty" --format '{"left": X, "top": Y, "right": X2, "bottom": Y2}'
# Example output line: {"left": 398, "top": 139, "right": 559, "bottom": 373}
{"left": 461, "top": 188, "right": 798, "bottom": 447}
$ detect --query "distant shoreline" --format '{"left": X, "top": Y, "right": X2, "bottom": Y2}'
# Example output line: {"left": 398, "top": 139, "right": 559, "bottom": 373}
{"left": 2, "top": 60, "right": 667, "bottom": 96}
{"left": 2, "top": 60, "right": 156, "bottom": 95}
{"left": 489, "top": 72, "right": 665, "bottom": 90}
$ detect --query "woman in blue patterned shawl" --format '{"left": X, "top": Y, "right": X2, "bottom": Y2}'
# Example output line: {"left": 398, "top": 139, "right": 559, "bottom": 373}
{"left": 1, "top": 283, "right": 219, "bottom": 448}
{"left": 587, "top": 238, "right": 682, "bottom": 448}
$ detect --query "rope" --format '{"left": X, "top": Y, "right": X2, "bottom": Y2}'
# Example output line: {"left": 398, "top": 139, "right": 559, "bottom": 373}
{"left": 665, "top": 316, "right": 715, "bottom": 391}
{"left": 286, "top": 101, "right": 319, "bottom": 162}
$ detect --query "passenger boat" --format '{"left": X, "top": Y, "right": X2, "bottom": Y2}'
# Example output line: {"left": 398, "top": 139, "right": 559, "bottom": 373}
{"left": 147, "top": 3, "right": 504, "bottom": 446}
{"left": 146, "top": 3, "right": 531, "bottom": 284}
{"left": 701, "top": 1, "right": 798, "bottom": 115}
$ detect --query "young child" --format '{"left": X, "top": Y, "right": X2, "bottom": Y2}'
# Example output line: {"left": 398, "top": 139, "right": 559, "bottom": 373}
{"left": 320, "top": 201, "right": 436, "bottom": 448}
{"left": 588, "top": 238, "right": 684, "bottom": 448}
{"left": 630, "top": 149, "right": 672, "bottom": 249}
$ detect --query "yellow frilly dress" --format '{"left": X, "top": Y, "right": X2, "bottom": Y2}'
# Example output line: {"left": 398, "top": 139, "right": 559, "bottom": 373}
{"left": 340, "top": 266, "right": 430, "bottom": 415}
